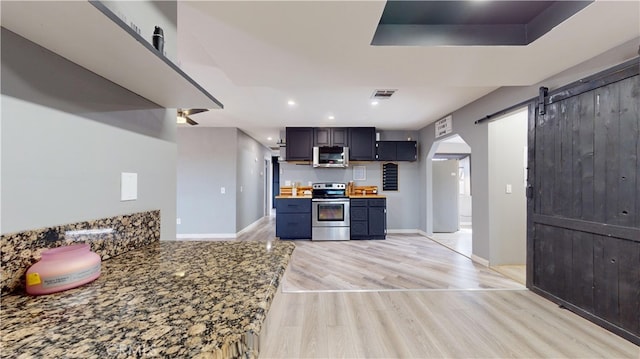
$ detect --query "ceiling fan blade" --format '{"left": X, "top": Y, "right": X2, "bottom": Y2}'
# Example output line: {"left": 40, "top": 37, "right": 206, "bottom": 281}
{"left": 183, "top": 108, "right": 208, "bottom": 116}
{"left": 186, "top": 117, "right": 199, "bottom": 126}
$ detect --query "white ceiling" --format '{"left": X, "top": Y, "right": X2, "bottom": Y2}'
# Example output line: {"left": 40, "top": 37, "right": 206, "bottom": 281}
{"left": 176, "top": 0, "right": 640, "bottom": 148}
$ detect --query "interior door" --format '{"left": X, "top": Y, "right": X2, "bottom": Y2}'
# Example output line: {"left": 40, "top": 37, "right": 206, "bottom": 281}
{"left": 527, "top": 59, "right": 639, "bottom": 345}
{"left": 433, "top": 159, "right": 460, "bottom": 233}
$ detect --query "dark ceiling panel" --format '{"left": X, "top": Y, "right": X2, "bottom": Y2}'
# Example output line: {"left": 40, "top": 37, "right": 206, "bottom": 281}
{"left": 379, "top": 1, "right": 557, "bottom": 25}
{"left": 373, "top": 0, "right": 594, "bottom": 46}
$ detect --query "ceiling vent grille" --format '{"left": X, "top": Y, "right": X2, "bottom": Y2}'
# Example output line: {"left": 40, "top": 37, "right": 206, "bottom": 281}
{"left": 372, "top": 89, "right": 397, "bottom": 100}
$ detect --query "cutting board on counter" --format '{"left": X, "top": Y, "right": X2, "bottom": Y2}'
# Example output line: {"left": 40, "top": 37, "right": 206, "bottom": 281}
{"left": 280, "top": 186, "right": 312, "bottom": 196}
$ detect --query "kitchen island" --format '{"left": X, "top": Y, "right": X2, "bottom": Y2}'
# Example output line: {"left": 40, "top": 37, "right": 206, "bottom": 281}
{"left": 1, "top": 240, "right": 295, "bottom": 358}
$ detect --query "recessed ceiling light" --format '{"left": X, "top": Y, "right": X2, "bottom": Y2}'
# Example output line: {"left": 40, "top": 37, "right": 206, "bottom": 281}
{"left": 371, "top": 100, "right": 379, "bottom": 106}
{"left": 287, "top": 100, "right": 296, "bottom": 106}
{"left": 328, "top": 115, "right": 335, "bottom": 120}
{"left": 267, "top": 137, "right": 273, "bottom": 141}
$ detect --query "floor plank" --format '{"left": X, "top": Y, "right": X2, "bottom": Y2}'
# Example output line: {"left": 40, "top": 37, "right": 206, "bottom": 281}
{"left": 261, "top": 290, "right": 640, "bottom": 358}
{"left": 203, "top": 215, "right": 638, "bottom": 357}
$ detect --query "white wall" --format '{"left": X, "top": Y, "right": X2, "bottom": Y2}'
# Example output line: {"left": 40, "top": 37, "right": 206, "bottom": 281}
{"left": 101, "top": 1, "right": 178, "bottom": 62}
{"left": 488, "top": 109, "right": 528, "bottom": 265}
{"left": 419, "top": 37, "right": 639, "bottom": 263}
{"left": 1, "top": 29, "right": 177, "bottom": 239}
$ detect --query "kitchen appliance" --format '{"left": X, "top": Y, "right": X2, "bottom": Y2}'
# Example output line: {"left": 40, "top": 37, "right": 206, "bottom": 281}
{"left": 311, "top": 182, "right": 350, "bottom": 241}
{"left": 313, "top": 146, "right": 349, "bottom": 168}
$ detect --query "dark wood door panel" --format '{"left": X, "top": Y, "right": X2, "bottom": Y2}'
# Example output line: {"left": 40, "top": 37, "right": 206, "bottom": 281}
{"left": 529, "top": 60, "right": 639, "bottom": 344}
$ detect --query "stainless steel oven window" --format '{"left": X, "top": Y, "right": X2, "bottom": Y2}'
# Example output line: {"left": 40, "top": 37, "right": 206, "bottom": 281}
{"left": 317, "top": 203, "right": 344, "bottom": 221}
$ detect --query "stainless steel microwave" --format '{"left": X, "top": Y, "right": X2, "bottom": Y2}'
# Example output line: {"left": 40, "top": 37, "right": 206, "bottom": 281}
{"left": 313, "top": 146, "right": 349, "bottom": 168}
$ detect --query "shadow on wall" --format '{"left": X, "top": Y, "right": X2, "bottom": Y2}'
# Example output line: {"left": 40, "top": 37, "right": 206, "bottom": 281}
{"left": 1, "top": 28, "right": 170, "bottom": 140}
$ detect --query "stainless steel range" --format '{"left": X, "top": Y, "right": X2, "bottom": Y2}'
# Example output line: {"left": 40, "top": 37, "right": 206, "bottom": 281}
{"left": 311, "top": 183, "right": 350, "bottom": 241}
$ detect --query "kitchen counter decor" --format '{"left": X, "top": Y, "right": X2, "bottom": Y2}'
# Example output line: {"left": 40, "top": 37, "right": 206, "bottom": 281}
{"left": 1, "top": 240, "right": 295, "bottom": 359}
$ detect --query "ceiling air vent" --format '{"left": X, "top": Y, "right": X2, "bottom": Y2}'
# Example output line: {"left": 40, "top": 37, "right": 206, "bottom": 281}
{"left": 372, "top": 89, "right": 397, "bottom": 100}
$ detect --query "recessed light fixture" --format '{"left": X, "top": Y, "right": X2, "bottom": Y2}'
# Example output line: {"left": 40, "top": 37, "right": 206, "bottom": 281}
{"left": 328, "top": 115, "right": 335, "bottom": 120}
{"left": 287, "top": 100, "right": 296, "bottom": 106}
{"left": 371, "top": 100, "right": 379, "bottom": 106}
{"left": 267, "top": 137, "right": 273, "bottom": 141}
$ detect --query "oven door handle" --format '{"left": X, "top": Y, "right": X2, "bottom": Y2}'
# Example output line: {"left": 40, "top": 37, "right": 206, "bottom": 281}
{"left": 312, "top": 198, "right": 350, "bottom": 202}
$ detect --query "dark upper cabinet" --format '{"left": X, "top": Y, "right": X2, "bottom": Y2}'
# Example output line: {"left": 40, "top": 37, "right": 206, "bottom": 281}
{"left": 314, "top": 128, "right": 348, "bottom": 147}
{"left": 396, "top": 141, "right": 418, "bottom": 161}
{"left": 286, "top": 127, "right": 314, "bottom": 161}
{"left": 348, "top": 127, "right": 376, "bottom": 161}
{"left": 376, "top": 141, "right": 417, "bottom": 161}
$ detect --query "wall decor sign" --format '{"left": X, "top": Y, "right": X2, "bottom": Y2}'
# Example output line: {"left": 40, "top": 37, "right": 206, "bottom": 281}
{"left": 435, "top": 115, "right": 453, "bottom": 138}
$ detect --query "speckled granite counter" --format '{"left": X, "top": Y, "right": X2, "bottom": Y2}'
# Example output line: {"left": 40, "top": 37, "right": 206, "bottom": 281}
{"left": 1, "top": 240, "right": 295, "bottom": 358}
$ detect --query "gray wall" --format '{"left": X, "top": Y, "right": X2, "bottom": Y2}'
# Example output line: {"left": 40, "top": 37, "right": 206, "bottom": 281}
{"left": 236, "top": 130, "right": 273, "bottom": 230}
{"left": 1, "top": 29, "right": 177, "bottom": 239}
{"left": 176, "top": 127, "right": 237, "bottom": 235}
{"left": 176, "top": 127, "right": 272, "bottom": 236}
{"left": 488, "top": 109, "right": 528, "bottom": 265}
{"left": 418, "top": 37, "right": 639, "bottom": 263}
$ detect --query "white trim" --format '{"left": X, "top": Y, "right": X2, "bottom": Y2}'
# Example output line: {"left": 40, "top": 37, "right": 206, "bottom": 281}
{"left": 237, "top": 217, "right": 265, "bottom": 236}
{"left": 387, "top": 229, "right": 419, "bottom": 234}
{"left": 176, "top": 233, "right": 236, "bottom": 240}
{"left": 417, "top": 230, "right": 432, "bottom": 237}
{"left": 471, "top": 254, "right": 490, "bottom": 267}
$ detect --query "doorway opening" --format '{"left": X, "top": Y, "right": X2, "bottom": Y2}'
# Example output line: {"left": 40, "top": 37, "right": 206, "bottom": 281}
{"left": 428, "top": 134, "right": 473, "bottom": 258}
{"left": 487, "top": 107, "right": 528, "bottom": 285}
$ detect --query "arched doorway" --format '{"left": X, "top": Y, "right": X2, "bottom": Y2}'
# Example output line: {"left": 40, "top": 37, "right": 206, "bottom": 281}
{"left": 427, "top": 134, "right": 473, "bottom": 257}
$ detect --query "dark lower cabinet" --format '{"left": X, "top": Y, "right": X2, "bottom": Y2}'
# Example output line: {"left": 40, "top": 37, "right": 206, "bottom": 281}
{"left": 350, "top": 198, "right": 386, "bottom": 240}
{"left": 276, "top": 198, "right": 311, "bottom": 240}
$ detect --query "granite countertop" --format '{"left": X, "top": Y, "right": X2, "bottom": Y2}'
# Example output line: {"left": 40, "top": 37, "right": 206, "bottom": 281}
{"left": 1, "top": 240, "right": 295, "bottom": 359}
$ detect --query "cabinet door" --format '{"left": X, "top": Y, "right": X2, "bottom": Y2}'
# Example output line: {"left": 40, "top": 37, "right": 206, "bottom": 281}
{"left": 375, "top": 141, "right": 396, "bottom": 161}
{"left": 314, "top": 128, "right": 331, "bottom": 146}
{"left": 368, "top": 206, "right": 386, "bottom": 239}
{"left": 350, "top": 221, "right": 369, "bottom": 239}
{"left": 276, "top": 198, "right": 311, "bottom": 213}
{"left": 396, "top": 141, "right": 417, "bottom": 161}
{"left": 276, "top": 213, "right": 311, "bottom": 239}
{"left": 286, "top": 127, "right": 313, "bottom": 160}
{"left": 331, "top": 128, "right": 349, "bottom": 147}
{"left": 349, "top": 127, "right": 376, "bottom": 161}
{"left": 350, "top": 206, "right": 368, "bottom": 221}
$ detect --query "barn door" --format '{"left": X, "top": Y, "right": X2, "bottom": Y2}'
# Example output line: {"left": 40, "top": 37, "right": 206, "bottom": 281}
{"left": 527, "top": 58, "right": 639, "bottom": 345}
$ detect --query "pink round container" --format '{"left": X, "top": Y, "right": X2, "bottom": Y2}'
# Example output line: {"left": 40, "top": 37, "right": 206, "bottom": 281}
{"left": 25, "top": 243, "right": 101, "bottom": 295}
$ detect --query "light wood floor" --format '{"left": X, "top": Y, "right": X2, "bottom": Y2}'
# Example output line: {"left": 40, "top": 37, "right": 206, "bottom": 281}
{"left": 282, "top": 234, "right": 524, "bottom": 292}
{"left": 199, "top": 216, "right": 639, "bottom": 357}
{"left": 260, "top": 289, "right": 639, "bottom": 358}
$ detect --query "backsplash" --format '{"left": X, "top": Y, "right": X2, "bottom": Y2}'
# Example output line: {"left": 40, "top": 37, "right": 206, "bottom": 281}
{"left": 0, "top": 210, "right": 160, "bottom": 296}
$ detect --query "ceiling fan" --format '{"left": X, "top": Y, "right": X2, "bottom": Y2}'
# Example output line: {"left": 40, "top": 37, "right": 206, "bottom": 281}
{"left": 177, "top": 108, "right": 208, "bottom": 125}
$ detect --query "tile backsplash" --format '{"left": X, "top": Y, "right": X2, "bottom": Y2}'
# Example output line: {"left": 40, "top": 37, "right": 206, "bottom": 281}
{"left": 0, "top": 210, "right": 160, "bottom": 295}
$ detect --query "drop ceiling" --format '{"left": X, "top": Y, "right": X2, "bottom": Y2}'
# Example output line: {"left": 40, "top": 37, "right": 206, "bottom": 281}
{"left": 177, "top": 0, "right": 640, "bottom": 148}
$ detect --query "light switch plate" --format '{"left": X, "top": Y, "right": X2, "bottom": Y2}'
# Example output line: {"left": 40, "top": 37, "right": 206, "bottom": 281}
{"left": 506, "top": 184, "right": 512, "bottom": 194}
{"left": 121, "top": 172, "right": 137, "bottom": 201}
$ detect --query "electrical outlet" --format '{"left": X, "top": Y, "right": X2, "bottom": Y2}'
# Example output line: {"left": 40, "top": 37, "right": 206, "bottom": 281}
{"left": 176, "top": 218, "right": 181, "bottom": 225}
{"left": 506, "top": 184, "right": 512, "bottom": 194}
{"left": 221, "top": 187, "right": 225, "bottom": 194}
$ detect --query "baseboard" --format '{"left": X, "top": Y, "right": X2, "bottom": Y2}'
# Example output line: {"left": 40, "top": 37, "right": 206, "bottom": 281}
{"left": 176, "top": 233, "right": 236, "bottom": 240}
{"left": 417, "top": 230, "right": 432, "bottom": 238}
{"left": 471, "top": 254, "right": 490, "bottom": 267}
{"left": 237, "top": 217, "right": 265, "bottom": 237}
{"left": 387, "top": 229, "right": 420, "bottom": 234}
